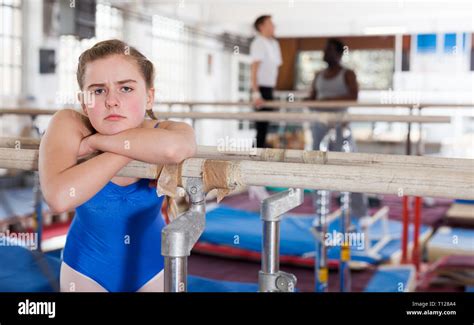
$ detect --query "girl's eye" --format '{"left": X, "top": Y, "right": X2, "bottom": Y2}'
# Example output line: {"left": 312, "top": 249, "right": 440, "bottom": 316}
{"left": 121, "top": 86, "right": 133, "bottom": 93}
{"left": 94, "top": 88, "right": 105, "bottom": 95}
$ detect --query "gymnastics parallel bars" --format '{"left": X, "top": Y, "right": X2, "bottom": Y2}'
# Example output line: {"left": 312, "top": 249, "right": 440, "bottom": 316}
{"left": 0, "top": 138, "right": 471, "bottom": 173}
{"left": 0, "top": 147, "right": 472, "bottom": 202}
{"left": 0, "top": 146, "right": 473, "bottom": 292}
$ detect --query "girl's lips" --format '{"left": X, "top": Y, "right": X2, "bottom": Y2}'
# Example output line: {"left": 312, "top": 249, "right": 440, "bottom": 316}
{"left": 105, "top": 115, "right": 125, "bottom": 121}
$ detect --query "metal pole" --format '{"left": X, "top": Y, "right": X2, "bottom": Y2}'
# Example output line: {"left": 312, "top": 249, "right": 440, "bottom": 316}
{"left": 401, "top": 106, "right": 414, "bottom": 263}
{"left": 313, "top": 189, "right": 330, "bottom": 292}
{"left": 31, "top": 117, "right": 43, "bottom": 252}
{"left": 259, "top": 188, "right": 303, "bottom": 292}
{"left": 312, "top": 131, "right": 332, "bottom": 292}
{"left": 339, "top": 127, "right": 352, "bottom": 292}
{"left": 33, "top": 172, "right": 43, "bottom": 252}
{"left": 339, "top": 189, "right": 351, "bottom": 292}
{"left": 406, "top": 107, "right": 413, "bottom": 156}
{"left": 262, "top": 221, "right": 280, "bottom": 274}
{"left": 162, "top": 177, "right": 206, "bottom": 292}
{"left": 412, "top": 106, "right": 424, "bottom": 272}
{"left": 164, "top": 256, "right": 187, "bottom": 292}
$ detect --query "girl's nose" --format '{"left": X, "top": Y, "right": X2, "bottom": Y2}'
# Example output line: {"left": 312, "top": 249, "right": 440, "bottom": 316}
{"left": 105, "top": 92, "right": 120, "bottom": 108}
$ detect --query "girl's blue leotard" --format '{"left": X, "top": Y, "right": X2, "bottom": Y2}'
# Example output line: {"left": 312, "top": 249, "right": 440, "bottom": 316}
{"left": 63, "top": 178, "right": 165, "bottom": 292}
{"left": 64, "top": 121, "right": 164, "bottom": 291}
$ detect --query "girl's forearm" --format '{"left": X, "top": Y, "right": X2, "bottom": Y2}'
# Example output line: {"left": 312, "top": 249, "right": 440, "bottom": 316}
{"left": 89, "top": 128, "right": 195, "bottom": 164}
{"left": 47, "top": 152, "right": 132, "bottom": 213}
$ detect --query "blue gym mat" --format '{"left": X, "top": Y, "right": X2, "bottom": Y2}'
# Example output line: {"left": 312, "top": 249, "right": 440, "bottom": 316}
{"left": 363, "top": 266, "right": 415, "bottom": 292}
{"left": 188, "top": 276, "right": 258, "bottom": 292}
{"left": 0, "top": 187, "right": 50, "bottom": 221}
{"left": 200, "top": 205, "right": 432, "bottom": 265}
{"left": 454, "top": 199, "right": 474, "bottom": 205}
{"left": 0, "top": 245, "right": 61, "bottom": 292}
{"left": 0, "top": 244, "right": 258, "bottom": 292}
{"left": 0, "top": 242, "right": 422, "bottom": 293}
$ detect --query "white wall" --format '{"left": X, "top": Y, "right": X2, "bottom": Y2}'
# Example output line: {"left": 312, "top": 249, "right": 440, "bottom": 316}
{"left": 7, "top": 0, "right": 474, "bottom": 156}
{"left": 188, "top": 31, "right": 242, "bottom": 146}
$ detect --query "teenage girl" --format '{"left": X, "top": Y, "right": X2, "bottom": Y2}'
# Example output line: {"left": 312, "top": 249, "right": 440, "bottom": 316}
{"left": 39, "top": 39, "right": 196, "bottom": 292}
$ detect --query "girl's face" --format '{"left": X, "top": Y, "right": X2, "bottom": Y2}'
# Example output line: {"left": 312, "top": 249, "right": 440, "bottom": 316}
{"left": 80, "top": 54, "right": 154, "bottom": 135}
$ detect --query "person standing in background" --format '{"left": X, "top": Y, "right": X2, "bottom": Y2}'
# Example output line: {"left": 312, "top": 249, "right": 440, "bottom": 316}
{"left": 308, "top": 38, "right": 359, "bottom": 150}
{"left": 250, "top": 15, "right": 282, "bottom": 148}
{"left": 308, "top": 38, "right": 368, "bottom": 218}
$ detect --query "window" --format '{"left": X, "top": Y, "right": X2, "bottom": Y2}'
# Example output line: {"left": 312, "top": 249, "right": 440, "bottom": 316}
{"left": 416, "top": 34, "right": 437, "bottom": 54}
{"left": 0, "top": 0, "right": 22, "bottom": 99}
{"left": 238, "top": 61, "right": 251, "bottom": 93}
{"left": 57, "top": 1, "right": 123, "bottom": 106}
{"left": 412, "top": 32, "right": 470, "bottom": 73}
{"left": 152, "top": 14, "right": 191, "bottom": 101}
{"left": 57, "top": 36, "right": 96, "bottom": 106}
{"left": 443, "top": 33, "right": 457, "bottom": 53}
{"left": 95, "top": 2, "right": 123, "bottom": 40}
{"left": 295, "top": 49, "right": 394, "bottom": 90}
{"left": 295, "top": 51, "right": 325, "bottom": 91}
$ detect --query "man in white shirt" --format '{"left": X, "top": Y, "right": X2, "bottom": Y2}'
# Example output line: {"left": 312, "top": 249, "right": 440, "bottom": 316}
{"left": 250, "top": 15, "right": 282, "bottom": 148}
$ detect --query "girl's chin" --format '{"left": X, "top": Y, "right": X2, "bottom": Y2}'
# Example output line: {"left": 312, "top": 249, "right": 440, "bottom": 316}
{"left": 93, "top": 119, "right": 143, "bottom": 135}
{"left": 97, "top": 125, "right": 130, "bottom": 135}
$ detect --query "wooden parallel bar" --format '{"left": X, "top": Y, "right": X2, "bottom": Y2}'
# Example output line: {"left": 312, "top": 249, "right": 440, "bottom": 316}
{"left": 1, "top": 99, "right": 473, "bottom": 116}
{"left": 0, "top": 148, "right": 472, "bottom": 199}
{"left": 152, "top": 111, "right": 451, "bottom": 124}
{"left": 1, "top": 138, "right": 472, "bottom": 173}
{"left": 0, "top": 108, "right": 450, "bottom": 123}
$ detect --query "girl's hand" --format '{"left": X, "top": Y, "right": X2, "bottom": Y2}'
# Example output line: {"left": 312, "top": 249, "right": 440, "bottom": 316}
{"left": 78, "top": 134, "right": 97, "bottom": 159}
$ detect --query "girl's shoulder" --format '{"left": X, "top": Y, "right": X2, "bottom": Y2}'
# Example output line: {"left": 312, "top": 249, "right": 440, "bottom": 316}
{"left": 51, "top": 109, "right": 95, "bottom": 137}
{"left": 141, "top": 119, "right": 165, "bottom": 129}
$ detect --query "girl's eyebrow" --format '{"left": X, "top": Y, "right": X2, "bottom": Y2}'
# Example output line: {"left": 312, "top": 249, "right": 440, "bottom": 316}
{"left": 86, "top": 79, "right": 137, "bottom": 89}
{"left": 117, "top": 79, "right": 137, "bottom": 85}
